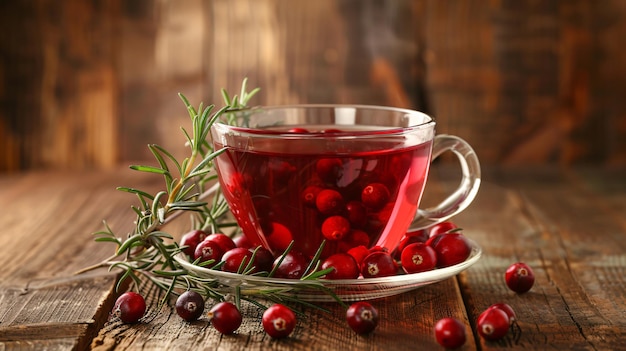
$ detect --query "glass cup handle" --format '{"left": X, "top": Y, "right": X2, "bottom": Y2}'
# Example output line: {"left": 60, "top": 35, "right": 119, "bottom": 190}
{"left": 409, "top": 134, "right": 481, "bottom": 230}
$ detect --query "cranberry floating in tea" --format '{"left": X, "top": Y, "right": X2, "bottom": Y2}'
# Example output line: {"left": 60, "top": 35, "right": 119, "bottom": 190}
{"left": 210, "top": 105, "right": 481, "bottom": 259}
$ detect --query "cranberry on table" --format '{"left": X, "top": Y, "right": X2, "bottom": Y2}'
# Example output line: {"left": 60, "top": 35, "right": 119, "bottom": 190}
{"left": 477, "top": 306, "right": 510, "bottom": 341}
{"left": 321, "top": 253, "right": 360, "bottom": 280}
{"left": 505, "top": 262, "right": 535, "bottom": 293}
{"left": 112, "top": 291, "right": 146, "bottom": 324}
{"left": 488, "top": 302, "right": 517, "bottom": 325}
{"left": 400, "top": 242, "right": 437, "bottom": 274}
{"left": 179, "top": 229, "right": 208, "bottom": 257}
{"left": 434, "top": 317, "right": 467, "bottom": 349}
{"left": 262, "top": 304, "right": 297, "bottom": 339}
{"left": 175, "top": 290, "right": 205, "bottom": 322}
{"left": 426, "top": 231, "right": 472, "bottom": 268}
{"left": 207, "top": 301, "right": 242, "bottom": 335}
{"left": 193, "top": 239, "right": 224, "bottom": 266}
{"left": 360, "top": 251, "right": 398, "bottom": 278}
{"left": 346, "top": 301, "right": 379, "bottom": 334}
{"left": 428, "top": 221, "right": 458, "bottom": 237}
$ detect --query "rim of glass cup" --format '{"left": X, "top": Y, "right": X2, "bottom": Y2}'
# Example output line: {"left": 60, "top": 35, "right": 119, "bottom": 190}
{"left": 216, "top": 104, "right": 436, "bottom": 137}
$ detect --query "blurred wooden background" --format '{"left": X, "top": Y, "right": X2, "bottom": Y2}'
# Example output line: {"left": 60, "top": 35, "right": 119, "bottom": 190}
{"left": 1, "top": 0, "right": 626, "bottom": 172}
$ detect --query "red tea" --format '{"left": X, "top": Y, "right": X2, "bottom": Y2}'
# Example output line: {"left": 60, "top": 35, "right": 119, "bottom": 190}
{"left": 214, "top": 126, "right": 433, "bottom": 258}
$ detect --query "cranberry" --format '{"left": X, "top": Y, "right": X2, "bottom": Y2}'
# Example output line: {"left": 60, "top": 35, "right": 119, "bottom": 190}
{"left": 505, "top": 262, "right": 535, "bottom": 293}
{"left": 250, "top": 246, "right": 274, "bottom": 273}
{"left": 347, "top": 229, "right": 370, "bottom": 248}
{"left": 361, "top": 183, "right": 390, "bottom": 210}
{"left": 346, "top": 302, "right": 379, "bottom": 334}
{"left": 400, "top": 242, "right": 437, "bottom": 274}
{"left": 175, "top": 290, "right": 205, "bottom": 322}
{"left": 193, "top": 239, "right": 224, "bottom": 266}
{"left": 489, "top": 303, "right": 516, "bottom": 325}
{"left": 345, "top": 201, "right": 368, "bottom": 228}
{"left": 265, "top": 222, "right": 293, "bottom": 252}
{"left": 269, "top": 160, "right": 296, "bottom": 182}
{"left": 347, "top": 245, "right": 370, "bottom": 266}
{"left": 321, "top": 215, "right": 351, "bottom": 241}
{"left": 434, "top": 317, "right": 466, "bottom": 349}
{"left": 233, "top": 235, "right": 252, "bottom": 249}
{"left": 112, "top": 291, "right": 146, "bottom": 324}
{"left": 287, "top": 127, "right": 309, "bottom": 133}
{"left": 301, "top": 185, "right": 323, "bottom": 207}
{"left": 360, "top": 251, "right": 398, "bottom": 278}
{"left": 321, "top": 253, "right": 360, "bottom": 279}
{"left": 477, "top": 306, "right": 510, "bottom": 340}
{"left": 394, "top": 231, "right": 429, "bottom": 260}
{"left": 428, "top": 221, "right": 458, "bottom": 237}
{"left": 221, "top": 247, "right": 253, "bottom": 273}
{"left": 207, "top": 301, "right": 242, "bottom": 335}
{"left": 315, "top": 189, "right": 345, "bottom": 215}
{"left": 262, "top": 304, "right": 297, "bottom": 339}
{"left": 272, "top": 251, "right": 309, "bottom": 279}
{"left": 205, "top": 233, "right": 236, "bottom": 253}
{"left": 316, "top": 158, "right": 343, "bottom": 183}
{"left": 180, "top": 229, "right": 208, "bottom": 257}
{"left": 426, "top": 232, "right": 472, "bottom": 268}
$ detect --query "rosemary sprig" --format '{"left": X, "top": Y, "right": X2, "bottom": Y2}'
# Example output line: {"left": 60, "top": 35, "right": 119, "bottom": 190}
{"left": 78, "top": 79, "right": 341, "bottom": 310}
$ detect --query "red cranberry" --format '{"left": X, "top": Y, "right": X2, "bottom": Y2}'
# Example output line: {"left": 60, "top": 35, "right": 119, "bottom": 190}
{"left": 316, "top": 158, "right": 343, "bottom": 183}
{"left": 233, "top": 235, "right": 252, "bottom": 249}
{"left": 361, "top": 183, "right": 390, "bottom": 210}
{"left": 207, "top": 302, "right": 242, "bottom": 335}
{"left": 265, "top": 222, "right": 293, "bottom": 252}
{"left": 221, "top": 247, "right": 253, "bottom": 273}
{"left": 428, "top": 221, "right": 458, "bottom": 237}
{"left": 250, "top": 246, "right": 275, "bottom": 273}
{"left": 505, "top": 262, "right": 535, "bottom": 293}
{"left": 347, "top": 245, "right": 370, "bottom": 266}
{"left": 269, "top": 160, "right": 296, "bottom": 182}
{"left": 262, "top": 304, "right": 297, "bottom": 339}
{"left": 347, "top": 229, "right": 370, "bottom": 248}
{"left": 321, "top": 215, "right": 351, "bottom": 241}
{"left": 315, "top": 189, "right": 345, "bottom": 215}
{"left": 301, "top": 185, "right": 323, "bottom": 207}
{"left": 345, "top": 201, "right": 368, "bottom": 228}
{"left": 489, "top": 303, "right": 516, "bottom": 325}
{"left": 194, "top": 239, "right": 224, "bottom": 266}
{"left": 394, "top": 231, "right": 428, "bottom": 260}
{"left": 406, "top": 228, "right": 430, "bottom": 241}
{"left": 112, "top": 292, "right": 146, "bottom": 324}
{"left": 205, "top": 233, "right": 236, "bottom": 253}
{"left": 175, "top": 290, "right": 205, "bottom": 322}
{"left": 400, "top": 242, "right": 437, "bottom": 274}
{"left": 272, "top": 251, "right": 309, "bottom": 279}
{"left": 346, "top": 302, "right": 379, "bottom": 334}
{"left": 477, "top": 307, "right": 510, "bottom": 340}
{"left": 360, "top": 251, "right": 398, "bottom": 278}
{"left": 434, "top": 317, "right": 466, "bottom": 349}
{"left": 321, "top": 253, "right": 360, "bottom": 279}
{"left": 426, "top": 232, "right": 472, "bottom": 268}
{"left": 180, "top": 229, "right": 208, "bottom": 257}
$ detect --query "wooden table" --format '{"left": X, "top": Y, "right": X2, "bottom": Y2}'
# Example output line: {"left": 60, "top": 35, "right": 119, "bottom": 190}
{"left": 1, "top": 166, "right": 624, "bottom": 350}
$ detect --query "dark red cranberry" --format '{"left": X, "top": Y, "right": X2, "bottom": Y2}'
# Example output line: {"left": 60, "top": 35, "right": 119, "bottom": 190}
{"left": 301, "top": 185, "right": 323, "bottom": 207}
{"left": 434, "top": 317, "right": 466, "bottom": 349}
{"left": 262, "top": 304, "right": 297, "bottom": 339}
{"left": 251, "top": 246, "right": 275, "bottom": 273}
{"left": 428, "top": 221, "right": 458, "bottom": 237}
{"left": 112, "top": 291, "right": 146, "bottom": 324}
{"left": 272, "top": 251, "right": 309, "bottom": 279}
{"left": 175, "top": 290, "right": 205, "bottom": 322}
{"left": 321, "top": 215, "right": 351, "bottom": 241}
{"left": 360, "top": 251, "right": 398, "bottom": 278}
{"left": 205, "top": 233, "right": 236, "bottom": 253}
{"left": 233, "top": 235, "right": 252, "bottom": 249}
{"left": 221, "top": 247, "right": 253, "bottom": 273}
{"left": 316, "top": 158, "right": 343, "bottom": 183}
{"left": 505, "top": 262, "right": 535, "bottom": 293}
{"left": 394, "top": 231, "right": 428, "bottom": 260}
{"left": 180, "top": 229, "right": 208, "bottom": 257}
{"left": 194, "top": 239, "right": 224, "bottom": 266}
{"left": 361, "top": 183, "right": 390, "bottom": 210}
{"left": 207, "top": 302, "right": 242, "bottom": 335}
{"left": 321, "top": 253, "right": 360, "bottom": 280}
{"left": 426, "top": 232, "right": 472, "bottom": 268}
{"left": 346, "top": 302, "right": 379, "bottom": 334}
{"left": 315, "top": 189, "right": 345, "bottom": 215}
{"left": 489, "top": 303, "right": 517, "bottom": 325}
{"left": 477, "top": 307, "right": 510, "bottom": 340}
{"left": 345, "top": 201, "right": 368, "bottom": 228}
{"left": 400, "top": 242, "right": 437, "bottom": 274}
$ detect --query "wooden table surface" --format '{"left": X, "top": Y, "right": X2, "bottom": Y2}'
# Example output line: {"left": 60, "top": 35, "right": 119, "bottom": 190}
{"left": 0, "top": 166, "right": 624, "bottom": 351}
